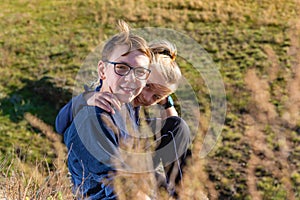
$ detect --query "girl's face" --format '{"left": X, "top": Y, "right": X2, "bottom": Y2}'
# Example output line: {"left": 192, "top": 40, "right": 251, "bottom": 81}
{"left": 133, "top": 83, "right": 170, "bottom": 107}
{"left": 98, "top": 45, "right": 150, "bottom": 104}
{"left": 133, "top": 66, "right": 171, "bottom": 107}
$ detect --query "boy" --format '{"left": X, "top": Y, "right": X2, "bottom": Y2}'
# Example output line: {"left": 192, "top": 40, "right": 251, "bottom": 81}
{"left": 63, "top": 20, "right": 152, "bottom": 199}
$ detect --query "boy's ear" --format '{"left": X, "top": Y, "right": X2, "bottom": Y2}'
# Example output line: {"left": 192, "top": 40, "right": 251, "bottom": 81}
{"left": 98, "top": 60, "right": 106, "bottom": 80}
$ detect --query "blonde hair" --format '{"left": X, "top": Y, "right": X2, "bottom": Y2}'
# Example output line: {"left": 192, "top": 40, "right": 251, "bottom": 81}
{"left": 150, "top": 40, "right": 182, "bottom": 92}
{"left": 101, "top": 20, "right": 152, "bottom": 61}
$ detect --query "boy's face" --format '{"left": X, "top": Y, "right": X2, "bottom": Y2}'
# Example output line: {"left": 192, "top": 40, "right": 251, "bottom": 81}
{"left": 99, "top": 45, "right": 150, "bottom": 104}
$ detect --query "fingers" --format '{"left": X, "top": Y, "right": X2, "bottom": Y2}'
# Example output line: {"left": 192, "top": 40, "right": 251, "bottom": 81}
{"left": 86, "top": 92, "right": 121, "bottom": 114}
{"left": 98, "top": 92, "right": 122, "bottom": 111}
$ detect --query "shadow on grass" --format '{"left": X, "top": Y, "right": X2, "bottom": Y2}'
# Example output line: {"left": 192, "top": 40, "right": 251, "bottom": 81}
{"left": 0, "top": 76, "right": 72, "bottom": 127}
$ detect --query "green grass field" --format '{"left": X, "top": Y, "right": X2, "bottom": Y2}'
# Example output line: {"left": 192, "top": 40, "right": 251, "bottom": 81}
{"left": 1, "top": 0, "right": 300, "bottom": 199}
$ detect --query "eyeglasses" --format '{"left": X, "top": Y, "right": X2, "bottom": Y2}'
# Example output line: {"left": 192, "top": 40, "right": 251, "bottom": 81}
{"left": 104, "top": 61, "right": 151, "bottom": 80}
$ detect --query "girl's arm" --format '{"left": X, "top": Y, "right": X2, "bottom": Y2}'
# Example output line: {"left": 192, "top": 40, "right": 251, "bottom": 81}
{"left": 158, "top": 95, "right": 178, "bottom": 119}
{"left": 55, "top": 91, "right": 121, "bottom": 134}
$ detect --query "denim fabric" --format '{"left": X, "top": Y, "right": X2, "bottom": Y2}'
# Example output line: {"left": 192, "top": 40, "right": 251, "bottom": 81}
{"left": 56, "top": 83, "right": 102, "bottom": 135}
{"left": 56, "top": 93, "right": 87, "bottom": 134}
{"left": 64, "top": 106, "right": 129, "bottom": 199}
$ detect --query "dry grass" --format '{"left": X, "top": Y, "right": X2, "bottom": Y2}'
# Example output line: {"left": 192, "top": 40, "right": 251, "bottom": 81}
{"left": 0, "top": 156, "right": 72, "bottom": 200}
{"left": 245, "top": 69, "right": 277, "bottom": 123}
{"left": 102, "top": 111, "right": 159, "bottom": 199}
{"left": 0, "top": 112, "right": 72, "bottom": 200}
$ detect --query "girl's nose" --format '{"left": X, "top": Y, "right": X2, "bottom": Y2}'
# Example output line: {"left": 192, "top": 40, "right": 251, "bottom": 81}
{"left": 143, "top": 92, "right": 154, "bottom": 104}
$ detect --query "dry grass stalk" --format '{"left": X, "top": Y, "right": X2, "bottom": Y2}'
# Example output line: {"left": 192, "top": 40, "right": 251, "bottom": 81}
{"left": 1, "top": 156, "right": 72, "bottom": 200}
{"left": 100, "top": 111, "right": 158, "bottom": 199}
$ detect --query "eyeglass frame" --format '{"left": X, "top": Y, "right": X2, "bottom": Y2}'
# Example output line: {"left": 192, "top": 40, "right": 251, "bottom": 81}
{"left": 104, "top": 60, "right": 151, "bottom": 80}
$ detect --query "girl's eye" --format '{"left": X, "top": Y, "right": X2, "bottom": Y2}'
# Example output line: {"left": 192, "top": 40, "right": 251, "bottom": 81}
{"left": 153, "top": 95, "right": 161, "bottom": 100}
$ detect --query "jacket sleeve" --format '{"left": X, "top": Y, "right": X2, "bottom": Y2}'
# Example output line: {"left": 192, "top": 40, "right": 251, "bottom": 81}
{"left": 63, "top": 106, "right": 118, "bottom": 199}
{"left": 55, "top": 93, "right": 87, "bottom": 134}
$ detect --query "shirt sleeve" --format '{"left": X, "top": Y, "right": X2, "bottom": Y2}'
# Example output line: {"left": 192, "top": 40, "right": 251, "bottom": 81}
{"left": 55, "top": 93, "right": 87, "bottom": 134}
{"left": 63, "top": 106, "right": 118, "bottom": 199}
{"left": 64, "top": 106, "right": 119, "bottom": 167}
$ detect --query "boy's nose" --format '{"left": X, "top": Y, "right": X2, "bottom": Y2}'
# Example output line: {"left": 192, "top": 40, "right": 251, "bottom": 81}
{"left": 124, "top": 70, "right": 136, "bottom": 81}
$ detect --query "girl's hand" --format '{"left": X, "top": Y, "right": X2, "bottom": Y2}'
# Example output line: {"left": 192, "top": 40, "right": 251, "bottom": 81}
{"left": 84, "top": 91, "right": 122, "bottom": 114}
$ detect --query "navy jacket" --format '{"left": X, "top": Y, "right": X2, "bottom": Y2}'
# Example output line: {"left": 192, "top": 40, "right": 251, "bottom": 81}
{"left": 64, "top": 105, "right": 130, "bottom": 199}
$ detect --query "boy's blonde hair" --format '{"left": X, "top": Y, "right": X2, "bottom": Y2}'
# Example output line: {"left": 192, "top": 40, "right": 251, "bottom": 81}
{"left": 150, "top": 40, "right": 182, "bottom": 93}
{"left": 101, "top": 20, "right": 152, "bottom": 61}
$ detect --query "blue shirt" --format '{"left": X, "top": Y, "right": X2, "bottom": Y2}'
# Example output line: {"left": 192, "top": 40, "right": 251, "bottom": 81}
{"left": 56, "top": 82, "right": 140, "bottom": 199}
{"left": 64, "top": 105, "right": 130, "bottom": 199}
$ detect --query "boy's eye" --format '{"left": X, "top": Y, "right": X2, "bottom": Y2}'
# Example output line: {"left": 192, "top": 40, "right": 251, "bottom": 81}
{"left": 115, "top": 64, "right": 130, "bottom": 73}
{"left": 135, "top": 68, "right": 147, "bottom": 76}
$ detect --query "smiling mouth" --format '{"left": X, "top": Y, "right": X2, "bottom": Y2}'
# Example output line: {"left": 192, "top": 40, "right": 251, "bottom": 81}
{"left": 120, "top": 86, "right": 135, "bottom": 93}
{"left": 135, "top": 95, "right": 148, "bottom": 105}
